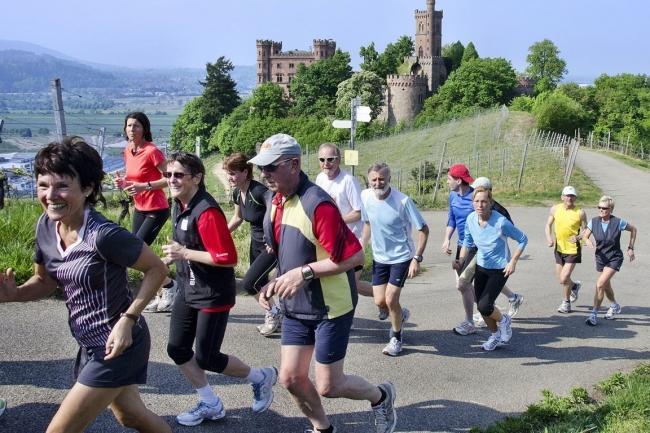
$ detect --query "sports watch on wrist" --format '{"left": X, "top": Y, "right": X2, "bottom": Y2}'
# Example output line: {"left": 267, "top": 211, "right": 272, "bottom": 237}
{"left": 301, "top": 265, "right": 315, "bottom": 281}
{"left": 413, "top": 255, "right": 423, "bottom": 263}
{"left": 145, "top": 181, "right": 153, "bottom": 191}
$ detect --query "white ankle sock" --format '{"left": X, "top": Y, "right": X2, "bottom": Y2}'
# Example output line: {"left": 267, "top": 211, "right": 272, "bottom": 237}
{"left": 196, "top": 384, "right": 219, "bottom": 406}
{"left": 246, "top": 367, "right": 265, "bottom": 384}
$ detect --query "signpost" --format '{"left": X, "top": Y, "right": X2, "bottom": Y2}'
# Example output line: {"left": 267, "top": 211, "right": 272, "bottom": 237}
{"left": 331, "top": 96, "right": 371, "bottom": 175}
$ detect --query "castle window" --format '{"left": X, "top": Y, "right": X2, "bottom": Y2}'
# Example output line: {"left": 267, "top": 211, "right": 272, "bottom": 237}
{"left": 258, "top": 63, "right": 262, "bottom": 69}
{"left": 258, "top": 51, "right": 261, "bottom": 56}
{"left": 288, "top": 74, "right": 294, "bottom": 83}
{"left": 277, "top": 63, "right": 282, "bottom": 69}
{"left": 289, "top": 63, "right": 295, "bottom": 68}
{"left": 276, "top": 74, "right": 283, "bottom": 83}
{"left": 258, "top": 75, "right": 263, "bottom": 83}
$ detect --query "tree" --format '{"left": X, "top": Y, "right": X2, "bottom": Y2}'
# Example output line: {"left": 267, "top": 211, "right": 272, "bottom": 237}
{"left": 360, "top": 36, "right": 414, "bottom": 80}
{"left": 169, "top": 97, "right": 212, "bottom": 152}
{"left": 533, "top": 91, "right": 588, "bottom": 135}
{"left": 442, "top": 41, "right": 465, "bottom": 73}
{"left": 335, "top": 71, "right": 385, "bottom": 120}
{"left": 526, "top": 39, "right": 567, "bottom": 94}
{"left": 461, "top": 42, "right": 479, "bottom": 63}
{"left": 247, "top": 82, "right": 290, "bottom": 118}
{"left": 289, "top": 50, "right": 353, "bottom": 117}
{"left": 416, "top": 57, "right": 517, "bottom": 125}
{"left": 200, "top": 56, "right": 241, "bottom": 126}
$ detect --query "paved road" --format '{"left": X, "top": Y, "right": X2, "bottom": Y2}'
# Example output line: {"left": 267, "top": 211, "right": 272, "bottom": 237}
{"left": 1, "top": 150, "right": 648, "bottom": 432}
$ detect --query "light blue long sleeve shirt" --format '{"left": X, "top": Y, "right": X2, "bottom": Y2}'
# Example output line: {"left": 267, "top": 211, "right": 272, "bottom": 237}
{"left": 463, "top": 210, "right": 528, "bottom": 269}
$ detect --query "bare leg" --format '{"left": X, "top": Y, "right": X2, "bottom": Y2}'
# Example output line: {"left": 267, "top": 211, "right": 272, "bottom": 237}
{"left": 384, "top": 283, "right": 404, "bottom": 333}
{"left": 484, "top": 306, "right": 503, "bottom": 332}
{"left": 46, "top": 383, "right": 122, "bottom": 433}
{"left": 110, "top": 385, "right": 172, "bottom": 433}
{"left": 314, "top": 358, "right": 381, "bottom": 403}
{"left": 457, "top": 277, "right": 475, "bottom": 322}
{"left": 558, "top": 263, "right": 577, "bottom": 301}
{"left": 594, "top": 267, "right": 618, "bottom": 308}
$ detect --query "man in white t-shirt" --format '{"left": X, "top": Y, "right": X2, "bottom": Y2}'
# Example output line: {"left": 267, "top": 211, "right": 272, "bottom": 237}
{"left": 315, "top": 143, "right": 381, "bottom": 315}
{"left": 360, "top": 162, "right": 429, "bottom": 356}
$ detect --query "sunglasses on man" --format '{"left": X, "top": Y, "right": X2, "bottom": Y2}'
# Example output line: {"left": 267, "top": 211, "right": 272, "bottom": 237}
{"left": 318, "top": 156, "right": 338, "bottom": 163}
{"left": 257, "top": 158, "right": 296, "bottom": 173}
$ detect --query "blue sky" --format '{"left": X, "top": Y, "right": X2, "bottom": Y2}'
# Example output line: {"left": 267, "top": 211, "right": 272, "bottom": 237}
{"left": 2, "top": 0, "right": 648, "bottom": 79}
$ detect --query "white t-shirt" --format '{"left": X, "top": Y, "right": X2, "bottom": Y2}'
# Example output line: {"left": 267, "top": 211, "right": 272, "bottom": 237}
{"left": 315, "top": 169, "right": 364, "bottom": 239}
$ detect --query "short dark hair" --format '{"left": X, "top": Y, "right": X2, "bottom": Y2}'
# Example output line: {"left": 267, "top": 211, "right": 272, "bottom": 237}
{"left": 166, "top": 152, "right": 206, "bottom": 188}
{"left": 223, "top": 152, "right": 253, "bottom": 180}
{"left": 34, "top": 136, "right": 104, "bottom": 205}
{"left": 124, "top": 112, "right": 153, "bottom": 142}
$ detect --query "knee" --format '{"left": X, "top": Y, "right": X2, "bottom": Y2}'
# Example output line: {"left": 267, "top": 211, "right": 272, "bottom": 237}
{"left": 385, "top": 293, "right": 400, "bottom": 309}
{"left": 241, "top": 273, "right": 263, "bottom": 296}
{"left": 279, "top": 369, "right": 306, "bottom": 393}
{"left": 477, "top": 299, "right": 494, "bottom": 317}
{"left": 457, "top": 279, "right": 471, "bottom": 293}
{"left": 315, "top": 379, "right": 339, "bottom": 399}
{"left": 559, "top": 274, "right": 571, "bottom": 285}
{"left": 195, "top": 351, "right": 229, "bottom": 374}
{"left": 113, "top": 410, "right": 142, "bottom": 430}
{"left": 167, "top": 343, "right": 193, "bottom": 366}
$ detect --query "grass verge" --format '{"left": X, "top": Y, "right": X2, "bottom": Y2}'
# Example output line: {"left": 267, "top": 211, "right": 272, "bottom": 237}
{"left": 471, "top": 363, "right": 650, "bottom": 433}
{"left": 591, "top": 149, "right": 650, "bottom": 173}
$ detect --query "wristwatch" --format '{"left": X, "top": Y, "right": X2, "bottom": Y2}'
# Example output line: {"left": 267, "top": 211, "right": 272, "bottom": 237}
{"left": 301, "top": 265, "right": 315, "bottom": 281}
{"left": 145, "top": 181, "right": 153, "bottom": 191}
{"left": 413, "top": 255, "right": 424, "bottom": 263}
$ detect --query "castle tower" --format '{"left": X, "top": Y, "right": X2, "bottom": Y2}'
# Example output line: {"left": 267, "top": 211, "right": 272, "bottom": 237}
{"left": 379, "top": 75, "right": 429, "bottom": 126}
{"left": 313, "top": 39, "right": 336, "bottom": 60}
{"left": 413, "top": 0, "right": 445, "bottom": 93}
{"left": 256, "top": 40, "right": 272, "bottom": 84}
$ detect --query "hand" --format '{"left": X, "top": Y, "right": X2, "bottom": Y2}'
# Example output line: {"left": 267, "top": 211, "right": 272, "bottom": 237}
{"left": 0, "top": 268, "right": 18, "bottom": 302}
{"left": 441, "top": 239, "right": 452, "bottom": 255}
{"left": 123, "top": 181, "right": 144, "bottom": 196}
{"left": 628, "top": 248, "right": 635, "bottom": 262}
{"left": 162, "top": 240, "right": 186, "bottom": 262}
{"left": 503, "top": 260, "right": 517, "bottom": 277}
{"left": 407, "top": 259, "right": 420, "bottom": 279}
{"left": 451, "top": 259, "right": 464, "bottom": 271}
{"left": 547, "top": 239, "right": 556, "bottom": 248}
{"left": 258, "top": 280, "right": 276, "bottom": 310}
{"left": 568, "top": 235, "right": 579, "bottom": 244}
{"left": 272, "top": 267, "right": 305, "bottom": 299}
{"left": 113, "top": 170, "right": 125, "bottom": 189}
{"left": 265, "top": 244, "right": 275, "bottom": 255}
{"left": 104, "top": 316, "right": 134, "bottom": 360}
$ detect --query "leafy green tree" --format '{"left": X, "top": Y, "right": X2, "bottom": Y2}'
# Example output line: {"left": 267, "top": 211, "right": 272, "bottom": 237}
{"left": 526, "top": 39, "right": 567, "bottom": 94}
{"left": 533, "top": 91, "right": 588, "bottom": 135}
{"left": 247, "top": 82, "right": 290, "bottom": 118}
{"left": 461, "top": 42, "right": 479, "bottom": 63}
{"left": 200, "top": 56, "right": 241, "bottom": 125}
{"left": 360, "top": 36, "right": 414, "bottom": 80}
{"left": 442, "top": 41, "right": 465, "bottom": 73}
{"left": 170, "top": 96, "right": 213, "bottom": 152}
{"left": 416, "top": 57, "right": 517, "bottom": 125}
{"left": 509, "top": 95, "right": 535, "bottom": 112}
{"left": 289, "top": 50, "right": 353, "bottom": 117}
{"left": 335, "top": 70, "right": 385, "bottom": 120}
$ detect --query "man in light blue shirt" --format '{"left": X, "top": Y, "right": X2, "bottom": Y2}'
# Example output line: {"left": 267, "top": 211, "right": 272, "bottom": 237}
{"left": 361, "top": 162, "right": 429, "bottom": 357}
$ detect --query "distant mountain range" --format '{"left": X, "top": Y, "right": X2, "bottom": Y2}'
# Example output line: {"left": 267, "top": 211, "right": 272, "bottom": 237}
{"left": 0, "top": 40, "right": 256, "bottom": 95}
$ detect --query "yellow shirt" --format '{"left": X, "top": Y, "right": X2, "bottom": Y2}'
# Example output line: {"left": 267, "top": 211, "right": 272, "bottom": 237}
{"left": 553, "top": 205, "right": 582, "bottom": 254}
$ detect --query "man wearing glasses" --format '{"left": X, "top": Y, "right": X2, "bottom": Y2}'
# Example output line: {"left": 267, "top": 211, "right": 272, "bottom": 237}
{"left": 250, "top": 134, "right": 397, "bottom": 433}
{"left": 544, "top": 186, "right": 587, "bottom": 313}
{"left": 315, "top": 143, "right": 385, "bottom": 320}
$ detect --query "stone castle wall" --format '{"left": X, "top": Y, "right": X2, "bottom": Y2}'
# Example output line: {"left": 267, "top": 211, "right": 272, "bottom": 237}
{"left": 379, "top": 75, "right": 428, "bottom": 125}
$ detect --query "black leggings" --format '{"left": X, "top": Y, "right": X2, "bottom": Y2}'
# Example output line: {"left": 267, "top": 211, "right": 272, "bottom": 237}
{"left": 474, "top": 265, "right": 509, "bottom": 317}
{"left": 166, "top": 294, "right": 230, "bottom": 373}
{"left": 132, "top": 208, "right": 170, "bottom": 245}
{"left": 241, "top": 239, "right": 277, "bottom": 295}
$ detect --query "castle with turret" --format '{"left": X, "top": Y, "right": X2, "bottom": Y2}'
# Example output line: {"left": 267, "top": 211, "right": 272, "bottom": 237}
{"left": 256, "top": 0, "right": 446, "bottom": 125}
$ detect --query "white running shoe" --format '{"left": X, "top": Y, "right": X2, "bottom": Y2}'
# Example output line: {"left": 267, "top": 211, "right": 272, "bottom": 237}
{"left": 508, "top": 294, "right": 524, "bottom": 317}
{"left": 251, "top": 367, "right": 277, "bottom": 413}
{"left": 143, "top": 295, "right": 160, "bottom": 313}
{"left": 482, "top": 331, "right": 504, "bottom": 351}
{"left": 570, "top": 281, "right": 581, "bottom": 303}
{"left": 472, "top": 313, "right": 487, "bottom": 328}
{"left": 258, "top": 309, "right": 283, "bottom": 336}
{"left": 605, "top": 303, "right": 621, "bottom": 320}
{"left": 176, "top": 399, "right": 225, "bottom": 426}
{"left": 453, "top": 320, "right": 477, "bottom": 335}
{"left": 585, "top": 311, "right": 598, "bottom": 326}
{"left": 157, "top": 280, "right": 178, "bottom": 312}
{"left": 557, "top": 300, "right": 571, "bottom": 313}
{"left": 498, "top": 314, "right": 512, "bottom": 343}
{"left": 382, "top": 337, "right": 403, "bottom": 356}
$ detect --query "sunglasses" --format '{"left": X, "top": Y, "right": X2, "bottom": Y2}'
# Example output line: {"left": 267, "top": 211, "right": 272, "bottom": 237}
{"left": 257, "top": 158, "right": 295, "bottom": 173}
{"left": 597, "top": 206, "right": 610, "bottom": 210}
{"left": 319, "top": 156, "right": 338, "bottom": 163}
{"left": 163, "top": 171, "right": 192, "bottom": 179}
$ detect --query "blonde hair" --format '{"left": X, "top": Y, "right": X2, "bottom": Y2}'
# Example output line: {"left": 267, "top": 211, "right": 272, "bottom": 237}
{"left": 472, "top": 186, "right": 493, "bottom": 201}
{"left": 599, "top": 195, "right": 615, "bottom": 211}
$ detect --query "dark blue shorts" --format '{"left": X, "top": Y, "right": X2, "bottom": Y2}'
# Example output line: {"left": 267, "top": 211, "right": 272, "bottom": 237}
{"left": 596, "top": 255, "right": 623, "bottom": 272}
{"left": 75, "top": 318, "right": 150, "bottom": 388}
{"left": 372, "top": 259, "right": 411, "bottom": 288}
{"left": 281, "top": 310, "right": 354, "bottom": 364}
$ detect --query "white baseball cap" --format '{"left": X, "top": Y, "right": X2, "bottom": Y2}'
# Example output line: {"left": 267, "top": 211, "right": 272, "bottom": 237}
{"left": 471, "top": 176, "right": 492, "bottom": 189}
{"left": 248, "top": 133, "right": 302, "bottom": 166}
{"left": 562, "top": 186, "right": 577, "bottom": 197}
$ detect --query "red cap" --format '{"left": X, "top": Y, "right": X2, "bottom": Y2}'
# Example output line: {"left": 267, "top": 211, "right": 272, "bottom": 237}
{"left": 448, "top": 163, "right": 474, "bottom": 184}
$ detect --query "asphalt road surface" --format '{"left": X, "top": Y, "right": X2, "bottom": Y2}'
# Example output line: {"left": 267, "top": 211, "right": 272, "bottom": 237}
{"left": 1, "top": 149, "right": 648, "bottom": 433}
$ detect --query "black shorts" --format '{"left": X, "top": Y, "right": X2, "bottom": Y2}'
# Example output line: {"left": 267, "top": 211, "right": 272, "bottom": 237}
{"left": 372, "top": 259, "right": 410, "bottom": 288}
{"left": 554, "top": 249, "right": 581, "bottom": 265}
{"left": 75, "top": 318, "right": 150, "bottom": 388}
{"left": 281, "top": 310, "right": 354, "bottom": 364}
{"left": 596, "top": 255, "right": 623, "bottom": 272}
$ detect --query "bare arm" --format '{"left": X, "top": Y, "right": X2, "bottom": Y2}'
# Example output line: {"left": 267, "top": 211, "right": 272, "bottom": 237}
{"left": 341, "top": 209, "right": 361, "bottom": 225}
{"left": 582, "top": 227, "right": 595, "bottom": 248}
{"left": 0, "top": 264, "right": 58, "bottom": 303}
{"left": 545, "top": 206, "right": 556, "bottom": 247}
{"left": 408, "top": 224, "right": 429, "bottom": 278}
{"left": 626, "top": 223, "right": 637, "bottom": 261}
{"left": 441, "top": 226, "right": 454, "bottom": 254}
{"left": 360, "top": 222, "right": 371, "bottom": 249}
{"left": 227, "top": 204, "right": 244, "bottom": 232}
{"left": 162, "top": 240, "right": 236, "bottom": 268}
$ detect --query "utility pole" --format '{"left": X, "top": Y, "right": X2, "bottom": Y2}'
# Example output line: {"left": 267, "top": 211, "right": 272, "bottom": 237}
{"left": 349, "top": 96, "right": 360, "bottom": 176}
{"left": 0, "top": 118, "right": 4, "bottom": 144}
{"left": 51, "top": 78, "right": 66, "bottom": 141}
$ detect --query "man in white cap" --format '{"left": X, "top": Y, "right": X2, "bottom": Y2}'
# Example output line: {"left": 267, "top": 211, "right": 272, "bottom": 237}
{"left": 251, "top": 134, "right": 397, "bottom": 433}
{"left": 469, "top": 177, "right": 525, "bottom": 326}
{"left": 544, "top": 185, "right": 587, "bottom": 313}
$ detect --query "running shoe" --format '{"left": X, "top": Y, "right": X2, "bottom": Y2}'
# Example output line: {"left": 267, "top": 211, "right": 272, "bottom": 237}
{"left": 251, "top": 367, "right": 277, "bottom": 413}
{"left": 372, "top": 382, "right": 397, "bottom": 433}
{"left": 569, "top": 281, "right": 581, "bottom": 303}
{"left": 176, "top": 399, "right": 225, "bottom": 426}
{"left": 605, "top": 303, "right": 622, "bottom": 320}
{"left": 382, "top": 337, "right": 403, "bottom": 357}
{"left": 482, "top": 331, "right": 504, "bottom": 351}
{"left": 585, "top": 311, "right": 598, "bottom": 326}
{"left": 508, "top": 294, "right": 524, "bottom": 317}
{"left": 401, "top": 307, "right": 410, "bottom": 325}
{"left": 378, "top": 307, "right": 389, "bottom": 321}
{"left": 143, "top": 295, "right": 160, "bottom": 313}
{"left": 472, "top": 313, "right": 487, "bottom": 328}
{"left": 157, "top": 280, "right": 178, "bottom": 312}
{"left": 453, "top": 320, "right": 477, "bottom": 335}
{"left": 0, "top": 398, "right": 6, "bottom": 417}
{"left": 258, "top": 309, "right": 283, "bottom": 336}
{"left": 498, "top": 314, "right": 512, "bottom": 343}
{"left": 557, "top": 300, "right": 571, "bottom": 313}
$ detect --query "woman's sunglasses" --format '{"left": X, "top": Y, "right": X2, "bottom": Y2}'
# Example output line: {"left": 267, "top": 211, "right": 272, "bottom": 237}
{"left": 597, "top": 206, "right": 610, "bottom": 210}
{"left": 163, "top": 171, "right": 192, "bottom": 179}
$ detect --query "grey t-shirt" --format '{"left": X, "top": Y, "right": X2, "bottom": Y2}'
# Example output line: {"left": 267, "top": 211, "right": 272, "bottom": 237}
{"left": 35, "top": 208, "right": 144, "bottom": 348}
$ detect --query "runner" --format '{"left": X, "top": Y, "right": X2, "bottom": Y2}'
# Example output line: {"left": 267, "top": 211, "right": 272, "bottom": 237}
{"left": 544, "top": 186, "right": 587, "bottom": 313}
{"left": 251, "top": 134, "right": 397, "bottom": 433}
{"left": 360, "top": 162, "right": 429, "bottom": 356}
{"left": 454, "top": 187, "right": 528, "bottom": 351}
{"left": 162, "top": 152, "right": 277, "bottom": 427}
{"left": 581, "top": 195, "right": 637, "bottom": 326}
{"left": 223, "top": 152, "right": 280, "bottom": 336}
{"left": 469, "top": 177, "right": 524, "bottom": 327}
{"left": 315, "top": 143, "right": 386, "bottom": 320}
